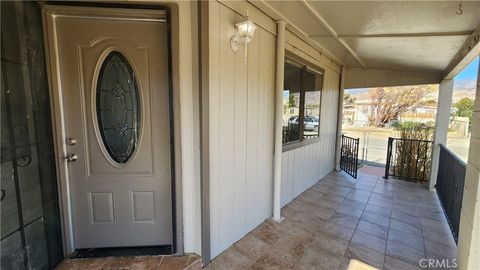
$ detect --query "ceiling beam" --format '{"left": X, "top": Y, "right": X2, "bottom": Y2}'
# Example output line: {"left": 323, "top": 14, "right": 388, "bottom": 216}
{"left": 249, "top": 0, "right": 346, "bottom": 67}
{"left": 311, "top": 31, "right": 474, "bottom": 39}
{"left": 345, "top": 67, "right": 442, "bottom": 89}
{"left": 443, "top": 24, "right": 480, "bottom": 79}
{"left": 299, "top": 0, "right": 367, "bottom": 68}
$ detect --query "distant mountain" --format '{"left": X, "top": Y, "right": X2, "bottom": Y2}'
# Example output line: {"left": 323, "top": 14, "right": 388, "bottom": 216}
{"left": 345, "top": 80, "right": 476, "bottom": 100}
{"left": 454, "top": 79, "right": 476, "bottom": 92}
{"left": 453, "top": 79, "right": 476, "bottom": 102}
{"left": 345, "top": 88, "right": 368, "bottom": 95}
{"left": 452, "top": 90, "right": 475, "bottom": 103}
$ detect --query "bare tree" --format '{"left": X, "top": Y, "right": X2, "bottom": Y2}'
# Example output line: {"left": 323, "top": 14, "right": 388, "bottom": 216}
{"left": 344, "top": 93, "right": 356, "bottom": 105}
{"left": 366, "top": 85, "right": 436, "bottom": 127}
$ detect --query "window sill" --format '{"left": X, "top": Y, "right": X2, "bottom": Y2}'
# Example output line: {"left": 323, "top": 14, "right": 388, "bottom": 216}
{"left": 282, "top": 137, "right": 321, "bottom": 152}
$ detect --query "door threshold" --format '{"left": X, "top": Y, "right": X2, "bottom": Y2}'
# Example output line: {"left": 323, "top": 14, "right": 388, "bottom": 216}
{"left": 70, "top": 245, "right": 172, "bottom": 258}
{"left": 57, "top": 253, "right": 202, "bottom": 270}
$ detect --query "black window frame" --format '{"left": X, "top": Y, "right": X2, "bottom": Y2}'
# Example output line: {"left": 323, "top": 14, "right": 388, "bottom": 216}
{"left": 282, "top": 57, "right": 323, "bottom": 152}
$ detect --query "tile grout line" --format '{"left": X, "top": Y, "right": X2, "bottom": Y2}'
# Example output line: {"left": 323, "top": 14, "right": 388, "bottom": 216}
{"left": 339, "top": 174, "right": 381, "bottom": 268}
{"left": 322, "top": 172, "right": 360, "bottom": 269}
{"left": 382, "top": 177, "right": 394, "bottom": 270}
{"left": 386, "top": 178, "right": 430, "bottom": 269}
{"left": 362, "top": 176, "right": 389, "bottom": 269}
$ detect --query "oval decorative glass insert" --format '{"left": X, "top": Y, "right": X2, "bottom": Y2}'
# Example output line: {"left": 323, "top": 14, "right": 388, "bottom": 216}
{"left": 96, "top": 51, "right": 140, "bottom": 164}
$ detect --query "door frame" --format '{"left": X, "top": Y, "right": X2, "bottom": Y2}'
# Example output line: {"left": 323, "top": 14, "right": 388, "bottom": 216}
{"left": 41, "top": 3, "right": 183, "bottom": 255}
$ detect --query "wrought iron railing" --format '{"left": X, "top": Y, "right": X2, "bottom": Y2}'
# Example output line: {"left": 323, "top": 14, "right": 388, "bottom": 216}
{"left": 340, "top": 135, "right": 360, "bottom": 179}
{"left": 436, "top": 144, "right": 466, "bottom": 243}
{"left": 384, "top": 137, "right": 433, "bottom": 183}
{"left": 282, "top": 123, "right": 300, "bottom": 144}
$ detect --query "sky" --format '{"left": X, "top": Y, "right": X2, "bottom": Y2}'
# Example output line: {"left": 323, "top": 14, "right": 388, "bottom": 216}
{"left": 454, "top": 56, "right": 479, "bottom": 81}
{"left": 454, "top": 56, "right": 479, "bottom": 92}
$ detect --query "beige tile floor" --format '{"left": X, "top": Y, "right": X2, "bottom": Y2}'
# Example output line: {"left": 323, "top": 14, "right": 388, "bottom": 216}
{"left": 205, "top": 170, "right": 457, "bottom": 270}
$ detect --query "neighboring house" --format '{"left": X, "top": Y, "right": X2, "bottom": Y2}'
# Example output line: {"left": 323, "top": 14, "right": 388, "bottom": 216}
{"left": 399, "top": 106, "right": 437, "bottom": 123}
{"left": 413, "top": 106, "right": 438, "bottom": 115}
{"left": 2, "top": 1, "right": 480, "bottom": 270}
{"left": 344, "top": 103, "right": 440, "bottom": 126}
{"left": 342, "top": 104, "right": 369, "bottom": 127}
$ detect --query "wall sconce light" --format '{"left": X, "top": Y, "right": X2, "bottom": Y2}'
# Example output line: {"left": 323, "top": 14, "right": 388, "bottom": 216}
{"left": 231, "top": 17, "right": 256, "bottom": 63}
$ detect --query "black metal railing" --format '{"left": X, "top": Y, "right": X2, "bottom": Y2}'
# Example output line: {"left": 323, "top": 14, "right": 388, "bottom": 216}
{"left": 340, "top": 135, "right": 360, "bottom": 179}
{"left": 384, "top": 137, "right": 433, "bottom": 183}
{"left": 282, "top": 123, "right": 300, "bottom": 144}
{"left": 436, "top": 144, "right": 466, "bottom": 243}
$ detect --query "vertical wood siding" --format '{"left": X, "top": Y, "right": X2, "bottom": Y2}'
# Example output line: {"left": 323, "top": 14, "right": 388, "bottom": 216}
{"left": 208, "top": 2, "right": 276, "bottom": 258}
{"left": 207, "top": 1, "right": 342, "bottom": 258}
{"left": 281, "top": 70, "right": 340, "bottom": 207}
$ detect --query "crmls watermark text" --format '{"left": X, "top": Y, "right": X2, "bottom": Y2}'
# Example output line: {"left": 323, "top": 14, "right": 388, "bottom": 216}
{"left": 419, "top": 258, "right": 457, "bottom": 269}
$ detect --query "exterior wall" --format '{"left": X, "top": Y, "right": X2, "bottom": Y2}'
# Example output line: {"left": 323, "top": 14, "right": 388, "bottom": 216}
{"left": 1, "top": 0, "right": 341, "bottom": 263}
{"left": 1, "top": 2, "right": 63, "bottom": 268}
{"left": 170, "top": 0, "right": 202, "bottom": 255}
{"left": 207, "top": 1, "right": 276, "bottom": 258}
{"left": 281, "top": 52, "right": 340, "bottom": 206}
{"left": 206, "top": 1, "right": 342, "bottom": 258}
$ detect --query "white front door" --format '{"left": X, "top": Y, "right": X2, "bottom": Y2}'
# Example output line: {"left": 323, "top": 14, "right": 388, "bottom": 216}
{"left": 46, "top": 6, "right": 172, "bottom": 248}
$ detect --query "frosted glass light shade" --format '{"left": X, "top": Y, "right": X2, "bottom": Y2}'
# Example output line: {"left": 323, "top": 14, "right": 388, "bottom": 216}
{"left": 231, "top": 19, "right": 256, "bottom": 52}
{"left": 236, "top": 20, "right": 256, "bottom": 41}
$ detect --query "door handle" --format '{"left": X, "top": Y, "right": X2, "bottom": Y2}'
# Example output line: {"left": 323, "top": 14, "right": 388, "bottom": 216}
{"left": 65, "top": 154, "right": 78, "bottom": 162}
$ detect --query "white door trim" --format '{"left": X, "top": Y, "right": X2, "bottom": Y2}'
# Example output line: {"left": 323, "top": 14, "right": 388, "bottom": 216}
{"left": 41, "top": 4, "right": 176, "bottom": 255}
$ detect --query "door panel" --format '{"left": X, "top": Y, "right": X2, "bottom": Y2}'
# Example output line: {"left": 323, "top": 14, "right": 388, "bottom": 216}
{"left": 52, "top": 8, "right": 172, "bottom": 248}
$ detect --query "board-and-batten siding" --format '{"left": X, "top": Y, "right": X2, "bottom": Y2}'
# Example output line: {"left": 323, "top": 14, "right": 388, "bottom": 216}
{"left": 281, "top": 65, "right": 340, "bottom": 207}
{"left": 208, "top": 2, "right": 276, "bottom": 258}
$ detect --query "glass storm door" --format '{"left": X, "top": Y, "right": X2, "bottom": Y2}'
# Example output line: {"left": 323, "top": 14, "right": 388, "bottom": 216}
{"left": 50, "top": 7, "right": 172, "bottom": 248}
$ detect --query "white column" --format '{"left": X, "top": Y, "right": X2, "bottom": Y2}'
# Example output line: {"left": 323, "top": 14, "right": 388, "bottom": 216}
{"left": 458, "top": 63, "right": 480, "bottom": 270}
{"left": 272, "top": 21, "right": 285, "bottom": 223}
{"left": 429, "top": 79, "right": 454, "bottom": 190}
{"left": 335, "top": 67, "right": 346, "bottom": 171}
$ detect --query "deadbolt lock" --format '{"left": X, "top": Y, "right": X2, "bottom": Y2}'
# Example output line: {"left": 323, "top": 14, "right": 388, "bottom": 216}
{"left": 65, "top": 154, "right": 78, "bottom": 162}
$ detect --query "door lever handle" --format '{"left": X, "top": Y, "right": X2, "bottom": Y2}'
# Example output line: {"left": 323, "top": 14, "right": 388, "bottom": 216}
{"left": 65, "top": 154, "right": 78, "bottom": 162}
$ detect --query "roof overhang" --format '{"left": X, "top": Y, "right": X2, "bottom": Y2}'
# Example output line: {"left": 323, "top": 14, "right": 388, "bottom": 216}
{"left": 249, "top": 0, "right": 480, "bottom": 83}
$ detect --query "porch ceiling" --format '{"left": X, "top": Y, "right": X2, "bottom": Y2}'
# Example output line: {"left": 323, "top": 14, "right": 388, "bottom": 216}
{"left": 261, "top": 0, "right": 480, "bottom": 74}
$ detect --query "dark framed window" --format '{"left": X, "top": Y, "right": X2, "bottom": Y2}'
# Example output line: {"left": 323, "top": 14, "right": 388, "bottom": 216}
{"left": 283, "top": 60, "right": 322, "bottom": 145}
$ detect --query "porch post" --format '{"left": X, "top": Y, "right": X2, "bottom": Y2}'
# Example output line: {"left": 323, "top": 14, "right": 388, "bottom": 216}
{"left": 458, "top": 63, "right": 480, "bottom": 270}
{"left": 335, "top": 67, "right": 346, "bottom": 171}
{"left": 429, "top": 79, "right": 454, "bottom": 190}
{"left": 272, "top": 20, "right": 285, "bottom": 223}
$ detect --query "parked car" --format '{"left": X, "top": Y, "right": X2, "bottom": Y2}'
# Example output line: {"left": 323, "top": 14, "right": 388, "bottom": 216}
{"left": 286, "top": 115, "right": 318, "bottom": 131}
{"left": 304, "top": 116, "right": 319, "bottom": 131}
{"left": 288, "top": 115, "right": 299, "bottom": 125}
